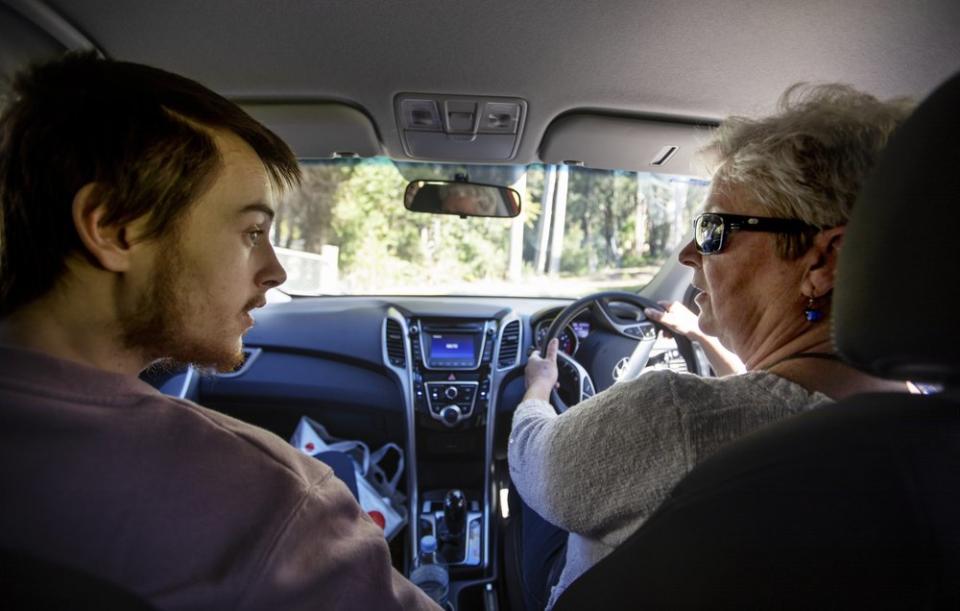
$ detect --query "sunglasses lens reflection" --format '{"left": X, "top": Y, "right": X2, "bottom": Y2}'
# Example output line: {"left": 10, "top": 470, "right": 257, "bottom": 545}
{"left": 695, "top": 214, "right": 724, "bottom": 254}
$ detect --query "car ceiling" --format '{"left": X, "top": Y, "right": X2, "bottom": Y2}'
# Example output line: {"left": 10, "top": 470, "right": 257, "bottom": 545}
{"left": 8, "top": 0, "right": 960, "bottom": 165}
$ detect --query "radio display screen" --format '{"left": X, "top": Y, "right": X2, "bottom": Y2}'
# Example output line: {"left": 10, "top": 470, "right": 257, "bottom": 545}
{"left": 430, "top": 334, "right": 474, "bottom": 360}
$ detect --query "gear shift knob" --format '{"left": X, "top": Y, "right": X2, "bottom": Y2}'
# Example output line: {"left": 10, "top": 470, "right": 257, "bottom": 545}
{"left": 443, "top": 489, "right": 466, "bottom": 537}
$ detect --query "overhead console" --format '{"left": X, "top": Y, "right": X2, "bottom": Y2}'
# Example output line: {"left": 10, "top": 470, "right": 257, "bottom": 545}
{"left": 395, "top": 93, "right": 527, "bottom": 162}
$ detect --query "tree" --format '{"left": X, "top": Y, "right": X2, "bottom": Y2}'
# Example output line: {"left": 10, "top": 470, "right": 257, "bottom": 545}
{"left": 275, "top": 162, "right": 354, "bottom": 251}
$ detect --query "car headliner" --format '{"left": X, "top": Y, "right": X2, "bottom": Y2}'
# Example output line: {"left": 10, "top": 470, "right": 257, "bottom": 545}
{"left": 13, "top": 0, "right": 960, "bottom": 165}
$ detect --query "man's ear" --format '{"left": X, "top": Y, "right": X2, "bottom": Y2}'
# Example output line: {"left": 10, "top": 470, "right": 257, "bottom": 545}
{"left": 72, "top": 183, "right": 139, "bottom": 272}
{"left": 801, "top": 225, "right": 846, "bottom": 298}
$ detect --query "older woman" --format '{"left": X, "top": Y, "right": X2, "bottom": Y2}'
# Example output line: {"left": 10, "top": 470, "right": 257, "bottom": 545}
{"left": 508, "top": 84, "right": 914, "bottom": 610}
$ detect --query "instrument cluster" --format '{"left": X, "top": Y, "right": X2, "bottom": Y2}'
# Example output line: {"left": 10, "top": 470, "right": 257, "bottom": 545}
{"left": 533, "top": 318, "right": 591, "bottom": 356}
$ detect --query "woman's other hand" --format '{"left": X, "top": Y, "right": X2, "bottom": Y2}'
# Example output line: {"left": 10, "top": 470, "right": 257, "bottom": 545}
{"left": 644, "top": 301, "right": 704, "bottom": 340}
{"left": 645, "top": 301, "right": 746, "bottom": 376}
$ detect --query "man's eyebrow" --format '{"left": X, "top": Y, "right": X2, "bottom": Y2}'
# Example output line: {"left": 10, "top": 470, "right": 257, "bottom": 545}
{"left": 238, "top": 202, "right": 275, "bottom": 220}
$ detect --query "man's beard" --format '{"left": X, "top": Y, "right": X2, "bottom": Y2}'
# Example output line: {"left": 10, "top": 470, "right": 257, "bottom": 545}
{"left": 119, "top": 237, "right": 246, "bottom": 373}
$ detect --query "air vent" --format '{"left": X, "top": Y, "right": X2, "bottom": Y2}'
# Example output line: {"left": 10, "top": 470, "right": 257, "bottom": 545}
{"left": 213, "top": 347, "right": 262, "bottom": 378}
{"left": 233, "top": 348, "right": 255, "bottom": 372}
{"left": 498, "top": 320, "right": 521, "bottom": 368}
{"left": 385, "top": 319, "right": 406, "bottom": 367}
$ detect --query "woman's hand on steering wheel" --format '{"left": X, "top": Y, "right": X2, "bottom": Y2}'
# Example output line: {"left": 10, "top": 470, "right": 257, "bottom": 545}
{"left": 644, "top": 300, "right": 746, "bottom": 376}
{"left": 643, "top": 301, "right": 702, "bottom": 340}
{"left": 523, "top": 338, "right": 559, "bottom": 402}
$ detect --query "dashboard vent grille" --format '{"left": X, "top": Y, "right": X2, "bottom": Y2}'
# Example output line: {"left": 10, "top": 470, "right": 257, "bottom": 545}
{"left": 498, "top": 320, "right": 521, "bottom": 368}
{"left": 385, "top": 319, "right": 406, "bottom": 367}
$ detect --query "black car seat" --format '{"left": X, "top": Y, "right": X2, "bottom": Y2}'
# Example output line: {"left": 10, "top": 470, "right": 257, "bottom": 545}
{"left": 1, "top": 547, "right": 156, "bottom": 610}
{"left": 553, "top": 70, "right": 960, "bottom": 610}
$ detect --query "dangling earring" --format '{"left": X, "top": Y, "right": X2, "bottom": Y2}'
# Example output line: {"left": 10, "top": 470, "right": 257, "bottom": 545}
{"left": 803, "top": 295, "right": 824, "bottom": 322}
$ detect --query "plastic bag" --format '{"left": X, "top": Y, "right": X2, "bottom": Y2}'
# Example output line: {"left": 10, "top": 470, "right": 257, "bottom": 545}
{"left": 290, "top": 416, "right": 408, "bottom": 540}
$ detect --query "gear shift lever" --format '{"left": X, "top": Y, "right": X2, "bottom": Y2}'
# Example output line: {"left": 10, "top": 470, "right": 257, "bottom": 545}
{"left": 443, "top": 489, "right": 466, "bottom": 538}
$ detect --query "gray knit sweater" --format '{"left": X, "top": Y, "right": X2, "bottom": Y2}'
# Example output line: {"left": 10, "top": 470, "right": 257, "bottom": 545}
{"left": 508, "top": 369, "right": 832, "bottom": 609}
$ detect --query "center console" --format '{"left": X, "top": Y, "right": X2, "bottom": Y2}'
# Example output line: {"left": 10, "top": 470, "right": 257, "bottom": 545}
{"left": 413, "top": 320, "right": 494, "bottom": 428}
{"left": 383, "top": 308, "right": 522, "bottom": 608}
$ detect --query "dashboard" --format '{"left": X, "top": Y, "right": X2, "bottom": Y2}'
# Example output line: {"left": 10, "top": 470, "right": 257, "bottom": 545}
{"left": 148, "top": 294, "right": 694, "bottom": 445}
{"left": 147, "top": 293, "right": 695, "bottom": 588}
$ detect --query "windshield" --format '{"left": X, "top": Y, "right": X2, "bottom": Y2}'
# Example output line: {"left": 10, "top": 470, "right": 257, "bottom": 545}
{"left": 271, "top": 158, "right": 708, "bottom": 298}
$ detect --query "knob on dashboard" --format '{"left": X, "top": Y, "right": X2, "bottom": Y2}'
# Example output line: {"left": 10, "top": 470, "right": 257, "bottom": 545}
{"left": 444, "top": 386, "right": 459, "bottom": 400}
{"left": 440, "top": 405, "right": 461, "bottom": 427}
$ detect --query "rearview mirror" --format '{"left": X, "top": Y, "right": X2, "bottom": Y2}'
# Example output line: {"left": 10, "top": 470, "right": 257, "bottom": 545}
{"left": 404, "top": 180, "right": 521, "bottom": 218}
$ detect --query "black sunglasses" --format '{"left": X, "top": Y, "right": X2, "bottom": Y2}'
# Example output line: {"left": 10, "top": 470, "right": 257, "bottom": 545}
{"left": 693, "top": 212, "right": 819, "bottom": 255}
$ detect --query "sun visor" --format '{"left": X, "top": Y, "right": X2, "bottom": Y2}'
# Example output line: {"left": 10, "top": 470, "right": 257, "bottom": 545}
{"left": 242, "top": 103, "right": 381, "bottom": 160}
{"left": 540, "top": 114, "right": 715, "bottom": 176}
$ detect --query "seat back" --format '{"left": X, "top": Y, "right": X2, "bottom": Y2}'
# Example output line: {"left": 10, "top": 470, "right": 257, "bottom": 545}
{"left": 554, "top": 392, "right": 960, "bottom": 610}
{"left": 1, "top": 547, "right": 155, "bottom": 610}
{"left": 834, "top": 71, "right": 960, "bottom": 383}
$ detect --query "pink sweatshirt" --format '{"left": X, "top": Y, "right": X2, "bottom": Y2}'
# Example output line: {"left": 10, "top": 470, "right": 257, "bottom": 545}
{"left": 0, "top": 344, "right": 440, "bottom": 610}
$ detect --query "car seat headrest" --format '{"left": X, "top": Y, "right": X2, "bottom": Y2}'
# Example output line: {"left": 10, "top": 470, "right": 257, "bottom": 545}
{"left": 835, "top": 70, "right": 960, "bottom": 385}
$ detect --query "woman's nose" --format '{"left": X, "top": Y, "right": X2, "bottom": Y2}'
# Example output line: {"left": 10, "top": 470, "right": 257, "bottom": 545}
{"left": 678, "top": 239, "right": 701, "bottom": 269}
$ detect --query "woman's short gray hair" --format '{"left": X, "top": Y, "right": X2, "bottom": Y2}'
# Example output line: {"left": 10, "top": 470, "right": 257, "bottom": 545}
{"left": 705, "top": 83, "right": 914, "bottom": 259}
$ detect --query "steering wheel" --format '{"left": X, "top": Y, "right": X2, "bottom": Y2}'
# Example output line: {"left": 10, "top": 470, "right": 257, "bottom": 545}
{"left": 537, "top": 291, "right": 696, "bottom": 413}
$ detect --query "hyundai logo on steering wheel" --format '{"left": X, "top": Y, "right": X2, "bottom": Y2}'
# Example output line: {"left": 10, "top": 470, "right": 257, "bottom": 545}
{"left": 612, "top": 357, "right": 631, "bottom": 382}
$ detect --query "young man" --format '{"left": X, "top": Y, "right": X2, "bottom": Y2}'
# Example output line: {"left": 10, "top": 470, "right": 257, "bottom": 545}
{"left": 0, "top": 52, "right": 440, "bottom": 610}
